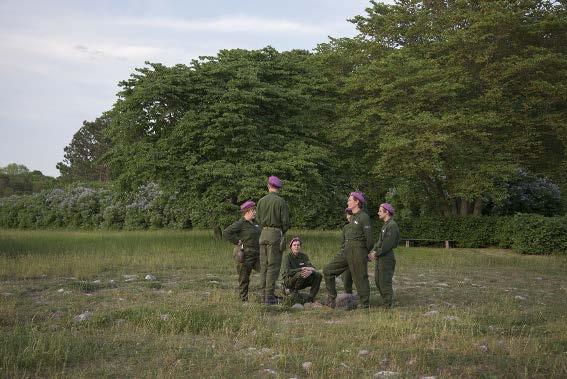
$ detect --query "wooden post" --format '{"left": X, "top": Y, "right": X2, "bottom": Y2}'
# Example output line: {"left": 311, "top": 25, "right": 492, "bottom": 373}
{"left": 444, "top": 240, "right": 450, "bottom": 249}
{"left": 406, "top": 240, "right": 410, "bottom": 248}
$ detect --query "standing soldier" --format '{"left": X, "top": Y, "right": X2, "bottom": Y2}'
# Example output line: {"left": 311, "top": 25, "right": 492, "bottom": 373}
{"left": 369, "top": 203, "right": 400, "bottom": 308}
{"left": 323, "top": 191, "right": 373, "bottom": 308}
{"left": 222, "top": 200, "right": 261, "bottom": 302}
{"left": 256, "top": 176, "right": 291, "bottom": 305}
{"left": 282, "top": 237, "right": 322, "bottom": 303}
{"left": 341, "top": 208, "right": 354, "bottom": 294}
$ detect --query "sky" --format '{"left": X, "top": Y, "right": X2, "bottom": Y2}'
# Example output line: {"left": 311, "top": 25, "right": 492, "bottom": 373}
{"left": 0, "top": 0, "right": 393, "bottom": 177}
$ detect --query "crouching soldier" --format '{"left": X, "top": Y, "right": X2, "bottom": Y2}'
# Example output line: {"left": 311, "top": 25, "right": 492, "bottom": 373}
{"left": 222, "top": 200, "right": 261, "bottom": 302}
{"left": 281, "top": 237, "right": 322, "bottom": 303}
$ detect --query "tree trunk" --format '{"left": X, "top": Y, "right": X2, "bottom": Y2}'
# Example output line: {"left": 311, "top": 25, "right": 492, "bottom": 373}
{"left": 459, "top": 199, "right": 469, "bottom": 216}
{"left": 450, "top": 199, "right": 459, "bottom": 216}
{"left": 472, "top": 198, "right": 483, "bottom": 216}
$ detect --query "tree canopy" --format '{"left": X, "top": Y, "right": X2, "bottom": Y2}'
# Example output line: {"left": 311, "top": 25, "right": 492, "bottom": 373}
{"left": 57, "top": 0, "right": 566, "bottom": 228}
{"left": 328, "top": 0, "right": 567, "bottom": 216}
{"left": 102, "top": 48, "right": 347, "bottom": 228}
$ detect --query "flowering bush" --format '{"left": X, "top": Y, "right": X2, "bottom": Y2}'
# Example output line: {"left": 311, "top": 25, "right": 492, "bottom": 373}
{"left": 0, "top": 183, "right": 191, "bottom": 230}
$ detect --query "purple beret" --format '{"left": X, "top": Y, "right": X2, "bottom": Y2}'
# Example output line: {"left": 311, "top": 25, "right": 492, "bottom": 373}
{"left": 350, "top": 191, "right": 366, "bottom": 204}
{"left": 240, "top": 200, "right": 256, "bottom": 212}
{"left": 289, "top": 236, "right": 301, "bottom": 249}
{"left": 268, "top": 175, "right": 282, "bottom": 188}
{"left": 380, "top": 203, "right": 395, "bottom": 215}
{"left": 344, "top": 207, "right": 353, "bottom": 215}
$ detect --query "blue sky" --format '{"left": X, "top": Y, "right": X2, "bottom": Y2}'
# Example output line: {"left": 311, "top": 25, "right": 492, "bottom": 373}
{"left": 0, "top": 0, "right": 392, "bottom": 177}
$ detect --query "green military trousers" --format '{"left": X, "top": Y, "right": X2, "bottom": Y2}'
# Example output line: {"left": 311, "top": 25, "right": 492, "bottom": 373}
{"left": 341, "top": 268, "right": 353, "bottom": 294}
{"left": 284, "top": 271, "right": 322, "bottom": 301}
{"left": 375, "top": 252, "right": 396, "bottom": 307}
{"left": 259, "top": 228, "right": 284, "bottom": 300}
{"left": 324, "top": 240, "right": 370, "bottom": 306}
{"left": 236, "top": 248, "right": 260, "bottom": 301}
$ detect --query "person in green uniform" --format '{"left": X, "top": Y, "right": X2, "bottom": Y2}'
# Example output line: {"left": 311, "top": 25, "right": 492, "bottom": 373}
{"left": 323, "top": 191, "right": 373, "bottom": 308}
{"left": 340, "top": 208, "right": 353, "bottom": 294}
{"left": 282, "top": 237, "right": 322, "bottom": 303}
{"left": 222, "top": 200, "right": 261, "bottom": 302}
{"left": 369, "top": 203, "right": 400, "bottom": 308}
{"left": 256, "top": 176, "right": 291, "bottom": 305}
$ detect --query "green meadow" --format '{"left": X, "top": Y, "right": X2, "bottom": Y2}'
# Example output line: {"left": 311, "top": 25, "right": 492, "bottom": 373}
{"left": 1, "top": 230, "right": 566, "bottom": 378}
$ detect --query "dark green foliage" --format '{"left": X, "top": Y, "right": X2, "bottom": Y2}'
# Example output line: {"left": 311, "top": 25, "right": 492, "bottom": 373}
{"left": 508, "top": 214, "right": 567, "bottom": 255}
{"left": 57, "top": 116, "right": 112, "bottom": 182}
{"left": 104, "top": 48, "right": 346, "bottom": 229}
{"left": 398, "top": 214, "right": 567, "bottom": 255}
{"left": 0, "top": 164, "right": 56, "bottom": 197}
{"left": 398, "top": 216, "right": 501, "bottom": 248}
{"left": 327, "top": 0, "right": 567, "bottom": 215}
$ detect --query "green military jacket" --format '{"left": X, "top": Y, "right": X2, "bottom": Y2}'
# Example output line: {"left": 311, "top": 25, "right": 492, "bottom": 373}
{"left": 372, "top": 218, "right": 400, "bottom": 256}
{"left": 343, "top": 210, "right": 373, "bottom": 251}
{"left": 222, "top": 217, "right": 260, "bottom": 251}
{"left": 256, "top": 192, "right": 290, "bottom": 234}
{"left": 282, "top": 251, "right": 314, "bottom": 278}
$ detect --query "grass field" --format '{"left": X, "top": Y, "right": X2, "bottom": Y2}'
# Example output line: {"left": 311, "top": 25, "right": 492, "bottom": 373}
{"left": 1, "top": 230, "right": 566, "bottom": 378}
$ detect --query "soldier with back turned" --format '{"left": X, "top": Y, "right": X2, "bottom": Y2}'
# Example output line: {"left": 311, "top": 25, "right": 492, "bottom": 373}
{"left": 256, "top": 176, "right": 290, "bottom": 305}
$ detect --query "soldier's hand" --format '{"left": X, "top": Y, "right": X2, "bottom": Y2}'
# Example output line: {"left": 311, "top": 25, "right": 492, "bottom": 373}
{"left": 301, "top": 269, "right": 312, "bottom": 278}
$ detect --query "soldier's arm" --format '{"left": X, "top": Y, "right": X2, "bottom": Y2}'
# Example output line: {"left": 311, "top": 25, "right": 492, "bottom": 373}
{"left": 283, "top": 254, "right": 300, "bottom": 276}
{"left": 256, "top": 200, "right": 265, "bottom": 227}
{"left": 371, "top": 233, "right": 383, "bottom": 254}
{"left": 281, "top": 200, "right": 291, "bottom": 234}
{"left": 222, "top": 220, "right": 242, "bottom": 245}
{"left": 379, "top": 222, "right": 400, "bottom": 256}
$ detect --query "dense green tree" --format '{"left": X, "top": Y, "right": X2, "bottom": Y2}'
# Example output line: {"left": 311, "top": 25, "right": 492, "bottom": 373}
{"left": 53, "top": 0, "right": 565, "bottom": 227}
{"left": 57, "top": 115, "right": 112, "bottom": 182}
{"left": 105, "top": 48, "right": 345, "bottom": 231}
{"left": 332, "top": 0, "right": 566, "bottom": 215}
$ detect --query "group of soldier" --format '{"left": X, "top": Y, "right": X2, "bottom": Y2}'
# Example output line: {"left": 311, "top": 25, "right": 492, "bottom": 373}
{"left": 222, "top": 175, "right": 400, "bottom": 308}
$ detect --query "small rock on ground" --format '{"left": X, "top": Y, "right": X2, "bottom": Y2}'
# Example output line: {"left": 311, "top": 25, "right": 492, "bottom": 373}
{"left": 374, "top": 371, "right": 400, "bottom": 378}
{"left": 443, "top": 315, "right": 459, "bottom": 321}
{"left": 73, "top": 311, "right": 92, "bottom": 322}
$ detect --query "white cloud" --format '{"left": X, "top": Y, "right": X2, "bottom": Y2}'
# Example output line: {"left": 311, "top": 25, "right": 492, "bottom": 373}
{"left": 0, "top": 31, "right": 191, "bottom": 73}
{"left": 116, "top": 15, "right": 326, "bottom": 34}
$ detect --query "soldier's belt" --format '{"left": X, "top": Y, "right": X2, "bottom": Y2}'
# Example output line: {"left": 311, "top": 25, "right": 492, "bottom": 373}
{"left": 262, "top": 226, "right": 282, "bottom": 230}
